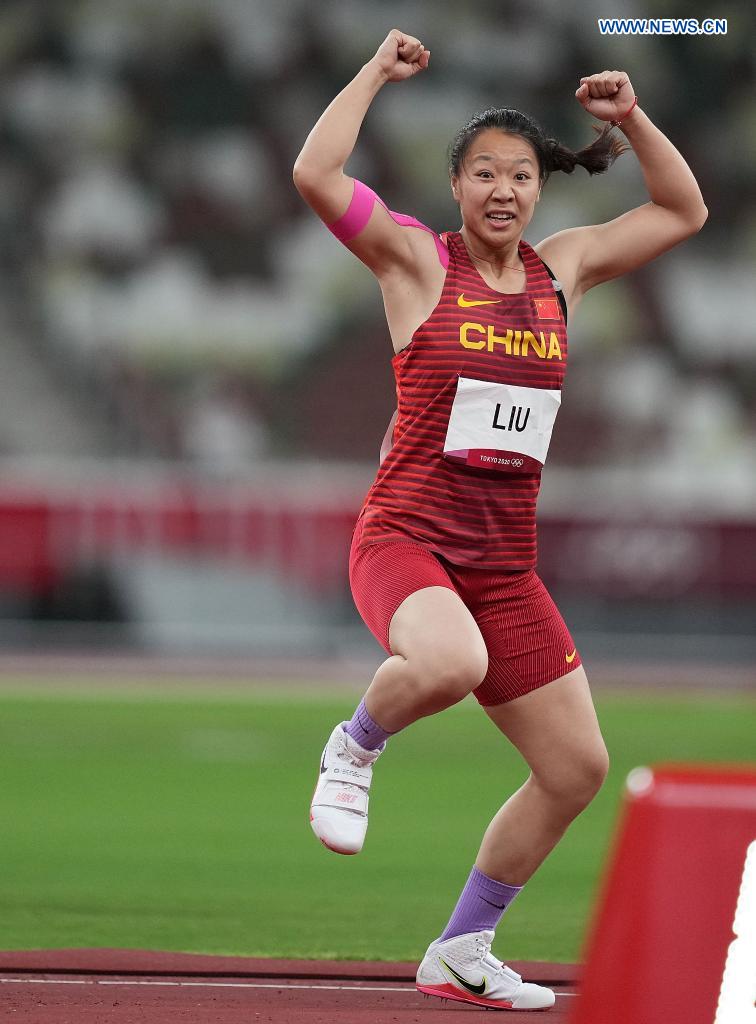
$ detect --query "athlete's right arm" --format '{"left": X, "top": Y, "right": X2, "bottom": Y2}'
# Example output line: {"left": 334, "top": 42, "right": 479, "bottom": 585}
{"left": 292, "top": 30, "right": 430, "bottom": 279}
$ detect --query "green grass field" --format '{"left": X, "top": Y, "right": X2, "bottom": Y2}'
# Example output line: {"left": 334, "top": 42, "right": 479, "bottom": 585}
{"left": 0, "top": 681, "right": 753, "bottom": 963}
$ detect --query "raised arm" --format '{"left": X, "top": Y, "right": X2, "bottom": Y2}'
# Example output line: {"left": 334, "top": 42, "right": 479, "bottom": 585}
{"left": 293, "top": 30, "right": 432, "bottom": 277}
{"left": 538, "top": 71, "right": 708, "bottom": 298}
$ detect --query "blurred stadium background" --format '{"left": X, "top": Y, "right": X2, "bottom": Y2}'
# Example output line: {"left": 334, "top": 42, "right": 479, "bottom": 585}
{"left": 0, "top": 0, "right": 752, "bottom": 677}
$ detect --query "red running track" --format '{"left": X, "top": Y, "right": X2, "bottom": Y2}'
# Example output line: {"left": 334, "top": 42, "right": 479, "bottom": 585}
{"left": 0, "top": 949, "right": 579, "bottom": 1023}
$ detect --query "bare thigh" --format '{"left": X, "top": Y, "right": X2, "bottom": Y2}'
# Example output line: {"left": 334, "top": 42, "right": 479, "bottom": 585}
{"left": 362, "top": 586, "right": 489, "bottom": 731}
{"left": 484, "top": 665, "right": 609, "bottom": 804}
{"left": 389, "top": 586, "right": 489, "bottom": 699}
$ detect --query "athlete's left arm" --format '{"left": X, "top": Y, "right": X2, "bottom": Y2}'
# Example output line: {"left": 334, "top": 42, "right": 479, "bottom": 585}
{"left": 540, "top": 72, "right": 708, "bottom": 298}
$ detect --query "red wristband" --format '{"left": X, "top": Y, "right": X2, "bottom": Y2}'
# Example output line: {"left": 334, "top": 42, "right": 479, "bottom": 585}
{"left": 610, "top": 95, "right": 638, "bottom": 127}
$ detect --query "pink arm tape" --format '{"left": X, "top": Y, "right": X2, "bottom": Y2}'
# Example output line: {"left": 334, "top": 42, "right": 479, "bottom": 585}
{"left": 328, "top": 179, "right": 449, "bottom": 269}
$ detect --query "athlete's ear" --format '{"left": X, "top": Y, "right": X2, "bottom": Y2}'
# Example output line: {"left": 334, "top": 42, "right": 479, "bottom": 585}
{"left": 450, "top": 175, "right": 460, "bottom": 203}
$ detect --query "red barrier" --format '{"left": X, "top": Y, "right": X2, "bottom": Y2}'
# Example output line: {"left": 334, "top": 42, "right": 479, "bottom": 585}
{"left": 570, "top": 765, "right": 756, "bottom": 1024}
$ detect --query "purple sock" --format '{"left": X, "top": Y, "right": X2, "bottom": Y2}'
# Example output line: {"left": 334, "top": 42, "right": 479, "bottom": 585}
{"left": 343, "top": 698, "right": 394, "bottom": 751}
{"left": 439, "top": 866, "right": 523, "bottom": 942}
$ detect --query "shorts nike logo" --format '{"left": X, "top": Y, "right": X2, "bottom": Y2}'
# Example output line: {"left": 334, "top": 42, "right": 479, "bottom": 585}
{"left": 565, "top": 649, "right": 577, "bottom": 663}
{"left": 439, "top": 957, "right": 487, "bottom": 996}
{"left": 457, "top": 293, "right": 503, "bottom": 308}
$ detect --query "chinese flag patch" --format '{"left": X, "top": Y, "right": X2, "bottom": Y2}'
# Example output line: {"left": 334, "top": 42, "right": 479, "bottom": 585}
{"left": 534, "top": 297, "right": 561, "bottom": 320}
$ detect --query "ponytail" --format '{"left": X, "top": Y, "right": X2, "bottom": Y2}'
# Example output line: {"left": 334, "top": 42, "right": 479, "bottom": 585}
{"left": 546, "top": 123, "right": 629, "bottom": 177}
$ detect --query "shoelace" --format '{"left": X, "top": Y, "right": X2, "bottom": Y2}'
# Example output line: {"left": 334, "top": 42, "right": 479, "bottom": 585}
{"left": 337, "top": 734, "right": 380, "bottom": 769}
{"left": 476, "top": 938, "right": 522, "bottom": 985}
{"left": 339, "top": 750, "right": 372, "bottom": 768}
{"left": 332, "top": 739, "right": 373, "bottom": 803}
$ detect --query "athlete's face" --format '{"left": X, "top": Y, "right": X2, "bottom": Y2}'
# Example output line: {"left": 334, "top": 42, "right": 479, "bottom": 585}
{"left": 451, "top": 129, "right": 541, "bottom": 245}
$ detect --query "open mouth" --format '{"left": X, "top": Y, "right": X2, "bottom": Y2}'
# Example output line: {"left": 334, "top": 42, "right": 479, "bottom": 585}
{"left": 486, "top": 212, "right": 515, "bottom": 225}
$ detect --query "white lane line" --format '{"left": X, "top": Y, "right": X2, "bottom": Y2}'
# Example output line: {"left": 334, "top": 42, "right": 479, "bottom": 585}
{"left": 0, "top": 977, "right": 578, "bottom": 996}
{"left": 0, "top": 978, "right": 411, "bottom": 993}
{"left": 1, "top": 979, "right": 90, "bottom": 986}
{"left": 100, "top": 980, "right": 414, "bottom": 992}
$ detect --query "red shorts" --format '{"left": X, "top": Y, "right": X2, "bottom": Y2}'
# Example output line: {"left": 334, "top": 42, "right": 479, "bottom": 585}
{"left": 349, "top": 516, "right": 582, "bottom": 707}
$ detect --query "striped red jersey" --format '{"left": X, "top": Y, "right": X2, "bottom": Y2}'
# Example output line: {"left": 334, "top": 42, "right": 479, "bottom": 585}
{"left": 358, "top": 230, "right": 569, "bottom": 569}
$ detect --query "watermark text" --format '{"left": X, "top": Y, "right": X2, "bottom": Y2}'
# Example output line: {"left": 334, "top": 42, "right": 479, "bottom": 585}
{"left": 598, "top": 17, "right": 727, "bottom": 35}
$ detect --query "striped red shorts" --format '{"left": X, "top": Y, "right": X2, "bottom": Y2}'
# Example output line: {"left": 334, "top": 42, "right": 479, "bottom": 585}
{"left": 349, "top": 515, "right": 581, "bottom": 706}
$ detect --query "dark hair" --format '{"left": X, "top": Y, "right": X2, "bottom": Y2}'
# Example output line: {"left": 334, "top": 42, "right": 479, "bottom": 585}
{"left": 448, "top": 107, "right": 629, "bottom": 184}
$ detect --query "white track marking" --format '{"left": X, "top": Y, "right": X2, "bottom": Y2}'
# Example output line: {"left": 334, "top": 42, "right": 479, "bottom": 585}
{"left": 4, "top": 979, "right": 411, "bottom": 993}
{"left": 0, "top": 976, "right": 577, "bottom": 996}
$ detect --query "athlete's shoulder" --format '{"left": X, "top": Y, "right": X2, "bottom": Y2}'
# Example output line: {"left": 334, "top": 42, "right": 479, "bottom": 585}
{"left": 533, "top": 228, "right": 590, "bottom": 278}
{"left": 533, "top": 230, "right": 588, "bottom": 322}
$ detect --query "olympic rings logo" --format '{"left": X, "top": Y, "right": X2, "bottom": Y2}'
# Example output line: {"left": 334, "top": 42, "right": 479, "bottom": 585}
{"left": 511, "top": 458, "right": 524, "bottom": 468}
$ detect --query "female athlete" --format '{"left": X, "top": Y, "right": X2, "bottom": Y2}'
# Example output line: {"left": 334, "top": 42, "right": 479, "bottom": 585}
{"left": 293, "top": 29, "right": 706, "bottom": 1013}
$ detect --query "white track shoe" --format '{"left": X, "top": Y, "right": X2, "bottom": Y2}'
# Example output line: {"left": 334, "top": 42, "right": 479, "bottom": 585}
{"left": 309, "top": 723, "right": 382, "bottom": 855}
{"left": 416, "top": 930, "right": 556, "bottom": 1011}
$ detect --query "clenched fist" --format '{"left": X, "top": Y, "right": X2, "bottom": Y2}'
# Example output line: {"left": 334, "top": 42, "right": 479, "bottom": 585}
{"left": 370, "top": 29, "right": 430, "bottom": 83}
{"left": 575, "top": 71, "right": 636, "bottom": 122}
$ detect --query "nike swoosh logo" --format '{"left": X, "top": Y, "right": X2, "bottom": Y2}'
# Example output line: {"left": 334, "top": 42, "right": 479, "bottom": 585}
{"left": 481, "top": 897, "right": 507, "bottom": 910}
{"left": 457, "top": 294, "right": 503, "bottom": 308}
{"left": 320, "top": 752, "right": 327, "bottom": 774}
{"left": 565, "top": 649, "right": 577, "bottom": 663}
{"left": 439, "top": 957, "right": 487, "bottom": 996}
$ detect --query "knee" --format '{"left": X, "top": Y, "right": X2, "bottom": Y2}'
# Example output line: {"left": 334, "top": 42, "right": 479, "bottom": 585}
{"left": 576, "top": 746, "right": 610, "bottom": 806}
{"left": 408, "top": 642, "right": 488, "bottom": 711}
{"left": 536, "top": 745, "right": 609, "bottom": 817}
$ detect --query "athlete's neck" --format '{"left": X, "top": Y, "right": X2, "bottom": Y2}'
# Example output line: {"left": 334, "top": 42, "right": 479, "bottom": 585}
{"left": 459, "top": 227, "right": 525, "bottom": 277}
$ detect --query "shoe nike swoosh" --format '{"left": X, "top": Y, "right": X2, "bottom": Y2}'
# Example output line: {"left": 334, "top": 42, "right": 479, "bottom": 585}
{"left": 457, "top": 293, "right": 503, "bottom": 308}
{"left": 439, "top": 957, "right": 487, "bottom": 996}
{"left": 320, "top": 752, "right": 327, "bottom": 774}
{"left": 565, "top": 649, "right": 577, "bottom": 663}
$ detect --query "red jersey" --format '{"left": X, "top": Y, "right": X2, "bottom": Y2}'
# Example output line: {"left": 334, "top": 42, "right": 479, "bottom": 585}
{"left": 358, "top": 230, "right": 569, "bottom": 570}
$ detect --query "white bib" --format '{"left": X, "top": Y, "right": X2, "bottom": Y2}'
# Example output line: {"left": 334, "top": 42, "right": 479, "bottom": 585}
{"left": 443, "top": 376, "right": 561, "bottom": 473}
